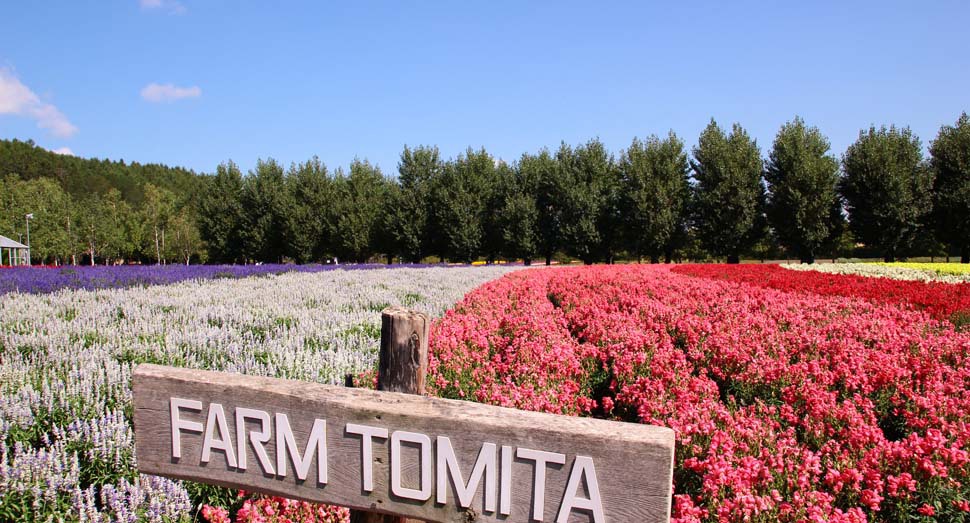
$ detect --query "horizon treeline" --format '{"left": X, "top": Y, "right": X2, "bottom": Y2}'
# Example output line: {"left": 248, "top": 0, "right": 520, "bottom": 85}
{"left": 2, "top": 113, "right": 969, "bottom": 266}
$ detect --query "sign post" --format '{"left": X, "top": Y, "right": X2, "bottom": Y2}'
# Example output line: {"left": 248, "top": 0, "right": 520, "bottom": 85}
{"left": 352, "top": 306, "right": 431, "bottom": 523}
{"left": 132, "top": 308, "right": 675, "bottom": 523}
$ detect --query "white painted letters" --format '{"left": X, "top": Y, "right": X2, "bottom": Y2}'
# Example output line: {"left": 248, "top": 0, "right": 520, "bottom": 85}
{"left": 235, "top": 408, "right": 274, "bottom": 474}
{"left": 346, "top": 423, "right": 388, "bottom": 492}
{"left": 201, "top": 403, "right": 237, "bottom": 468}
{"left": 391, "top": 431, "right": 433, "bottom": 501}
{"left": 164, "top": 397, "right": 624, "bottom": 522}
{"left": 436, "top": 436, "right": 497, "bottom": 512}
{"left": 556, "top": 456, "right": 606, "bottom": 523}
{"left": 275, "top": 413, "right": 328, "bottom": 484}
{"left": 517, "top": 447, "right": 567, "bottom": 521}
{"left": 169, "top": 397, "right": 203, "bottom": 460}
{"left": 500, "top": 444, "right": 513, "bottom": 516}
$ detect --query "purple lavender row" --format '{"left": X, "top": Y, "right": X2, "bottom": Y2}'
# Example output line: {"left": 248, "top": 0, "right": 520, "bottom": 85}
{"left": 0, "top": 263, "right": 450, "bottom": 295}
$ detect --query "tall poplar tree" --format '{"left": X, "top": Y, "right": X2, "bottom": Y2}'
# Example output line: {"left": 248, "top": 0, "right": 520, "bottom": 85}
{"left": 557, "top": 139, "right": 615, "bottom": 264}
{"left": 765, "top": 117, "right": 840, "bottom": 264}
{"left": 331, "top": 159, "right": 390, "bottom": 262}
{"left": 285, "top": 157, "right": 332, "bottom": 263}
{"left": 841, "top": 126, "right": 934, "bottom": 262}
{"left": 198, "top": 161, "right": 245, "bottom": 263}
{"left": 691, "top": 120, "right": 765, "bottom": 263}
{"left": 521, "top": 150, "right": 561, "bottom": 265}
{"left": 430, "top": 148, "right": 495, "bottom": 263}
{"left": 500, "top": 156, "right": 542, "bottom": 264}
{"left": 620, "top": 133, "right": 690, "bottom": 263}
{"left": 930, "top": 113, "right": 970, "bottom": 262}
{"left": 388, "top": 146, "right": 442, "bottom": 262}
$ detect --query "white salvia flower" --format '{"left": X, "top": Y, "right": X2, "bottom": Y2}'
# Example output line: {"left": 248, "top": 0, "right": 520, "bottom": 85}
{"left": 782, "top": 262, "right": 970, "bottom": 283}
{"left": 0, "top": 265, "right": 526, "bottom": 522}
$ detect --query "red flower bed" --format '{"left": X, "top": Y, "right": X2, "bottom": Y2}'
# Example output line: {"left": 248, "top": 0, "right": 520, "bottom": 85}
{"left": 429, "top": 265, "right": 970, "bottom": 522}
{"left": 672, "top": 263, "right": 970, "bottom": 322}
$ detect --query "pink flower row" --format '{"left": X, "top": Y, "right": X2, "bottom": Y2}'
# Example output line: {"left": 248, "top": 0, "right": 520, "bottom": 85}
{"left": 428, "top": 265, "right": 970, "bottom": 522}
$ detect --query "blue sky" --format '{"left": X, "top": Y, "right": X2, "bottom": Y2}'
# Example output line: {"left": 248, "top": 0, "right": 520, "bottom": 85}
{"left": 1, "top": 1, "right": 968, "bottom": 176}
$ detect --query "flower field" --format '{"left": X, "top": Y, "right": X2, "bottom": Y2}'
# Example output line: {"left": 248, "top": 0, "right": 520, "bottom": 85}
{"left": 784, "top": 262, "right": 970, "bottom": 284}
{"left": 6, "top": 261, "right": 970, "bottom": 523}
{"left": 430, "top": 265, "right": 970, "bottom": 522}
{"left": 0, "top": 265, "right": 520, "bottom": 522}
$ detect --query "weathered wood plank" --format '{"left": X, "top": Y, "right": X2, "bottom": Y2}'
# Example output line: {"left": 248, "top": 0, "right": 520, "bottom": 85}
{"left": 133, "top": 364, "right": 674, "bottom": 523}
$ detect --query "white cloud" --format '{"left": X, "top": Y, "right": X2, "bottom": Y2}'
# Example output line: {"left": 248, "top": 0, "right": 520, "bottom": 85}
{"left": 140, "top": 83, "right": 201, "bottom": 103}
{"left": 0, "top": 68, "right": 78, "bottom": 138}
{"left": 51, "top": 147, "right": 74, "bottom": 156}
{"left": 139, "top": 0, "right": 186, "bottom": 14}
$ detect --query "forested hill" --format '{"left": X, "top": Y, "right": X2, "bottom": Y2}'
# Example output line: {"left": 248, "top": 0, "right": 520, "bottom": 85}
{"left": 0, "top": 139, "right": 200, "bottom": 206}
{"left": 0, "top": 138, "right": 205, "bottom": 266}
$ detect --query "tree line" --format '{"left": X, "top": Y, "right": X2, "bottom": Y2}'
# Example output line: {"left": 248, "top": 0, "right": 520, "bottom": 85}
{"left": 2, "top": 112, "right": 969, "bottom": 266}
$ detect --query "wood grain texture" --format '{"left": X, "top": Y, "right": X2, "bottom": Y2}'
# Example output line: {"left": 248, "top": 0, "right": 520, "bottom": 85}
{"left": 133, "top": 364, "right": 674, "bottom": 523}
{"left": 377, "top": 306, "right": 429, "bottom": 395}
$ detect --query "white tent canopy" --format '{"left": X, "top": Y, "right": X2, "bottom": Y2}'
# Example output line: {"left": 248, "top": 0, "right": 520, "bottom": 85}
{"left": 0, "top": 235, "right": 29, "bottom": 266}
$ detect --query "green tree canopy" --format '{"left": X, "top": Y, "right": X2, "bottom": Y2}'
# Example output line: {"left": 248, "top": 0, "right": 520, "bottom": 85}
{"left": 556, "top": 139, "right": 615, "bottom": 264}
{"left": 930, "top": 113, "right": 970, "bottom": 262}
{"left": 285, "top": 157, "right": 333, "bottom": 263}
{"left": 841, "top": 125, "right": 934, "bottom": 262}
{"left": 765, "top": 117, "right": 840, "bottom": 264}
{"left": 240, "top": 159, "right": 291, "bottom": 263}
{"left": 690, "top": 119, "right": 766, "bottom": 263}
{"left": 331, "top": 160, "right": 391, "bottom": 263}
{"left": 430, "top": 148, "right": 495, "bottom": 263}
{"left": 0, "top": 175, "right": 74, "bottom": 264}
{"left": 499, "top": 157, "right": 542, "bottom": 264}
{"left": 619, "top": 132, "right": 691, "bottom": 263}
{"left": 388, "top": 145, "right": 442, "bottom": 262}
{"left": 520, "top": 149, "right": 561, "bottom": 265}
{"left": 198, "top": 161, "right": 245, "bottom": 263}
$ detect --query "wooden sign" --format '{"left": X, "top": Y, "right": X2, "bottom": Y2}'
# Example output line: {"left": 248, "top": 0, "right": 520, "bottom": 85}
{"left": 133, "top": 364, "right": 674, "bottom": 523}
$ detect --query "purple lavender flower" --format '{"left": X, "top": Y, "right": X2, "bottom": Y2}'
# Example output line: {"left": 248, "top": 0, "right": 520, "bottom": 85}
{"left": 0, "top": 262, "right": 464, "bottom": 295}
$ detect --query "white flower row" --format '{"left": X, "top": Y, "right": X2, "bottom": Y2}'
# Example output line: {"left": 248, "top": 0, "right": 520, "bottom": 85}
{"left": 781, "top": 262, "right": 970, "bottom": 283}
{"left": 0, "top": 265, "right": 523, "bottom": 521}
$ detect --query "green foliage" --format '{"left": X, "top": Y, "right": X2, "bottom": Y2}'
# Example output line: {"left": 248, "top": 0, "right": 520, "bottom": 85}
{"left": 841, "top": 125, "right": 934, "bottom": 262}
{"left": 500, "top": 181, "right": 541, "bottom": 264}
{"left": 240, "top": 159, "right": 291, "bottom": 263}
{"left": 387, "top": 145, "right": 442, "bottom": 262}
{"left": 0, "top": 139, "right": 200, "bottom": 204}
{"left": 5, "top": 113, "right": 969, "bottom": 267}
{"left": 141, "top": 183, "right": 176, "bottom": 264}
{"left": 765, "top": 117, "right": 841, "bottom": 264}
{"left": 930, "top": 112, "right": 970, "bottom": 262}
{"left": 430, "top": 148, "right": 497, "bottom": 263}
{"left": 73, "top": 189, "right": 136, "bottom": 265}
{"left": 0, "top": 175, "right": 73, "bottom": 263}
{"left": 481, "top": 161, "right": 511, "bottom": 263}
{"left": 520, "top": 149, "right": 561, "bottom": 265}
{"left": 0, "top": 139, "right": 201, "bottom": 265}
{"left": 284, "top": 157, "right": 333, "bottom": 263}
{"left": 198, "top": 161, "right": 245, "bottom": 263}
{"left": 691, "top": 119, "right": 767, "bottom": 263}
{"left": 556, "top": 139, "right": 617, "bottom": 264}
{"left": 620, "top": 132, "right": 691, "bottom": 262}
{"left": 331, "top": 160, "right": 392, "bottom": 262}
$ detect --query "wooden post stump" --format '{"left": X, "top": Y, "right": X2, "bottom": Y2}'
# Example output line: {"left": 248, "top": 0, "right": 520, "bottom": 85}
{"left": 350, "top": 306, "right": 430, "bottom": 523}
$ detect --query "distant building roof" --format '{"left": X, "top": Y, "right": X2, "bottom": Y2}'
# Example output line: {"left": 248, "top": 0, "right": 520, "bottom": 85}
{"left": 0, "top": 235, "right": 28, "bottom": 249}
